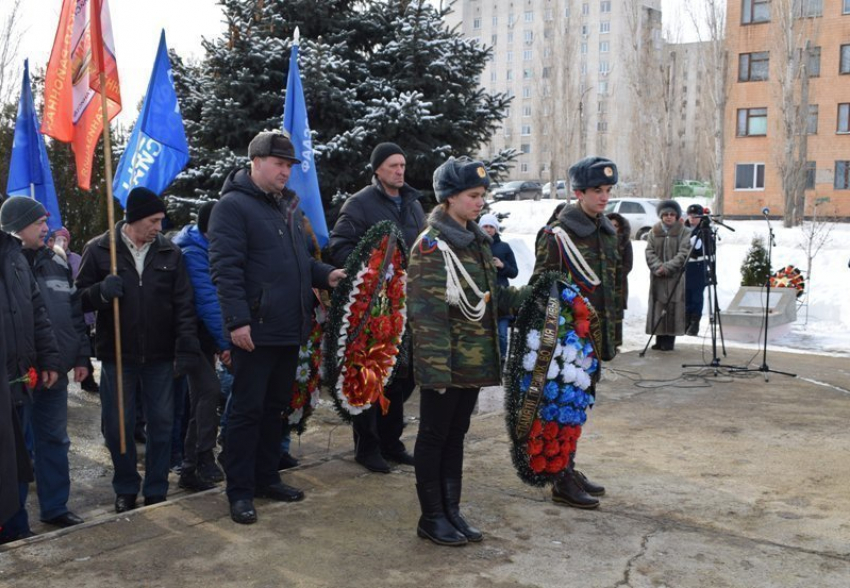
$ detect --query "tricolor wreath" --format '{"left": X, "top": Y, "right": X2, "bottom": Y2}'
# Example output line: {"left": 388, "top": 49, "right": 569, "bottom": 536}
{"left": 286, "top": 309, "right": 324, "bottom": 435}
{"left": 504, "top": 271, "right": 601, "bottom": 486}
{"left": 769, "top": 265, "right": 805, "bottom": 298}
{"left": 323, "top": 221, "right": 408, "bottom": 421}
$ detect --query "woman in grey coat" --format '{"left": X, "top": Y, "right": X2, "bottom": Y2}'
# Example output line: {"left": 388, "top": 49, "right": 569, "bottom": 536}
{"left": 645, "top": 200, "right": 691, "bottom": 351}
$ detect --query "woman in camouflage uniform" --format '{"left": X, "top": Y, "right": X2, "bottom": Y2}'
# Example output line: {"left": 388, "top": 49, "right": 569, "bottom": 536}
{"left": 408, "top": 157, "right": 526, "bottom": 547}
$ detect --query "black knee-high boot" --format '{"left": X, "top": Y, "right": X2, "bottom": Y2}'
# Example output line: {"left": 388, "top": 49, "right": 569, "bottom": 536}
{"left": 442, "top": 478, "right": 482, "bottom": 542}
{"left": 415, "top": 482, "right": 467, "bottom": 546}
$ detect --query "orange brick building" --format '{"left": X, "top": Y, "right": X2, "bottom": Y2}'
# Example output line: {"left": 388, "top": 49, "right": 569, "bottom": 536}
{"left": 724, "top": 0, "right": 850, "bottom": 218}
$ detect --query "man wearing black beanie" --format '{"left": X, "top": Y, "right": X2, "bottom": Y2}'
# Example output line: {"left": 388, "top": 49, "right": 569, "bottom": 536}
{"left": 76, "top": 186, "right": 199, "bottom": 514}
{"left": 329, "top": 142, "right": 426, "bottom": 473}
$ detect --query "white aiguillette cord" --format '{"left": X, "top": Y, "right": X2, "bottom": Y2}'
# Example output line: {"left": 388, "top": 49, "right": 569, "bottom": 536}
{"left": 551, "top": 226, "right": 601, "bottom": 287}
{"left": 436, "top": 239, "right": 490, "bottom": 322}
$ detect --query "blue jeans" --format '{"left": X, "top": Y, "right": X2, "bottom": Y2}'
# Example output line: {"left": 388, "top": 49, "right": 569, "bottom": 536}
{"left": 100, "top": 361, "right": 174, "bottom": 498}
{"left": 498, "top": 317, "right": 512, "bottom": 360}
{"left": 31, "top": 376, "right": 72, "bottom": 520}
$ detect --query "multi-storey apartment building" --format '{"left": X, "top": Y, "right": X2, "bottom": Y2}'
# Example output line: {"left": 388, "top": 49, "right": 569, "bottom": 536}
{"left": 445, "top": 0, "right": 662, "bottom": 186}
{"left": 669, "top": 41, "right": 715, "bottom": 183}
{"left": 724, "top": 0, "right": 850, "bottom": 218}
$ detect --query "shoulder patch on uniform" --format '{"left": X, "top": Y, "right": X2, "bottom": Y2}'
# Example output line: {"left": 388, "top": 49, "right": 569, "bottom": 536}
{"left": 419, "top": 235, "right": 439, "bottom": 255}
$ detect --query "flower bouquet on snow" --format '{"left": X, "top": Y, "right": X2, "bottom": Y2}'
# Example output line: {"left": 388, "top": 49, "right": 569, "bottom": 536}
{"left": 504, "top": 271, "right": 602, "bottom": 486}
{"left": 323, "top": 221, "right": 408, "bottom": 422}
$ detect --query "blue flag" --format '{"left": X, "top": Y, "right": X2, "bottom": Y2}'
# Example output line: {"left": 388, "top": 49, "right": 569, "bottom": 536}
{"left": 283, "top": 35, "right": 328, "bottom": 247}
{"left": 6, "top": 60, "right": 63, "bottom": 232}
{"left": 113, "top": 31, "right": 189, "bottom": 207}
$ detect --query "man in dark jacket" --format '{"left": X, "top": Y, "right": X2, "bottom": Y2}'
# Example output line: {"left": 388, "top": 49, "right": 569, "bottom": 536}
{"left": 209, "top": 131, "right": 344, "bottom": 525}
{"left": 5, "top": 199, "right": 90, "bottom": 529}
{"left": 76, "top": 187, "right": 198, "bottom": 514}
{"left": 173, "top": 201, "right": 228, "bottom": 490}
{"left": 0, "top": 196, "right": 61, "bottom": 543}
{"left": 329, "top": 142, "right": 425, "bottom": 473}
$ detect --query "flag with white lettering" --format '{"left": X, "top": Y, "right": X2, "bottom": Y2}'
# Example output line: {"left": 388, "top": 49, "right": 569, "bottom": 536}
{"left": 113, "top": 30, "right": 189, "bottom": 207}
{"left": 6, "top": 60, "right": 63, "bottom": 232}
{"left": 283, "top": 32, "right": 328, "bottom": 247}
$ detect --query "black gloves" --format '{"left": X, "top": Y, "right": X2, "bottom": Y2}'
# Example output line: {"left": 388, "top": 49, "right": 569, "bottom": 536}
{"left": 100, "top": 275, "right": 124, "bottom": 301}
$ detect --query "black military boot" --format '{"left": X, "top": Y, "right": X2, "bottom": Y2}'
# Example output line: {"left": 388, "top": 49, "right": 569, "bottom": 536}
{"left": 442, "top": 478, "right": 483, "bottom": 542}
{"left": 552, "top": 470, "right": 599, "bottom": 509}
{"left": 416, "top": 482, "right": 468, "bottom": 546}
{"left": 686, "top": 315, "right": 701, "bottom": 337}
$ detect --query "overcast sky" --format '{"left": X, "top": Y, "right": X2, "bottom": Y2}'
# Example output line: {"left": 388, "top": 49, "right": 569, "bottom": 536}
{"left": 9, "top": 0, "right": 698, "bottom": 124}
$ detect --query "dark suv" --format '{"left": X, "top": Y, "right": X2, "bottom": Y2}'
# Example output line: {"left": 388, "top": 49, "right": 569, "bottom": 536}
{"left": 490, "top": 181, "right": 542, "bottom": 201}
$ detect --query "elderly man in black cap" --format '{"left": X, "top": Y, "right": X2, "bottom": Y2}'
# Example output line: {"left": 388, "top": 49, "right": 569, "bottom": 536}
{"left": 209, "top": 131, "right": 344, "bottom": 524}
{"left": 531, "top": 155, "right": 623, "bottom": 509}
{"left": 76, "top": 186, "right": 198, "bottom": 514}
{"left": 329, "top": 142, "right": 426, "bottom": 474}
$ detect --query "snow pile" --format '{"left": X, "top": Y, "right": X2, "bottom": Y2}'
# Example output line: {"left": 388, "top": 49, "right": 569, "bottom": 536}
{"left": 491, "top": 200, "right": 850, "bottom": 357}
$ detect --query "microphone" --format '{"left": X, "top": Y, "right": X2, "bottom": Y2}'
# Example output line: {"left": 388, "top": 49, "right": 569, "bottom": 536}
{"left": 762, "top": 207, "right": 770, "bottom": 216}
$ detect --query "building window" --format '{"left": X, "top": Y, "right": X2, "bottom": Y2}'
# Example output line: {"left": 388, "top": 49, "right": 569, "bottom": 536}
{"left": 581, "top": 24, "right": 589, "bottom": 35}
{"left": 742, "top": 0, "right": 770, "bottom": 24}
{"left": 491, "top": 71, "right": 497, "bottom": 82}
{"left": 473, "top": 18, "right": 481, "bottom": 30}
{"left": 581, "top": 62, "right": 587, "bottom": 74}
{"left": 524, "top": 10, "right": 533, "bottom": 22}
{"left": 807, "top": 46, "right": 821, "bottom": 77}
{"left": 523, "top": 68, "right": 533, "bottom": 79}
{"left": 544, "top": 46, "right": 552, "bottom": 57}
{"left": 738, "top": 51, "right": 769, "bottom": 81}
{"left": 835, "top": 161, "right": 850, "bottom": 189}
{"left": 493, "top": 16, "right": 498, "bottom": 27}
{"left": 838, "top": 103, "right": 850, "bottom": 133}
{"left": 491, "top": 34, "right": 497, "bottom": 46}
{"left": 522, "top": 86, "right": 532, "bottom": 98}
{"left": 506, "top": 69, "right": 513, "bottom": 81}
{"left": 521, "top": 144, "right": 531, "bottom": 154}
{"left": 737, "top": 108, "right": 768, "bottom": 136}
{"left": 598, "top": 80, "right": 609, "bottom": 94}
{"left": 507, "top": 51, "right": 514, "bottom": 62}
{"left": 806, "top": 161, "right": 816, "bottom": 189}
{"left": 507, "top": 32, "right": 514, "bottom": 43}
{"left": 840, "top": 44, "right": 850, "bottom": 74}
{"left": 581, "top": 42, "right": 588, "bottom": 54}
{"left": 845, "top": 0, "right": 850, "bottom": 14}
{"left": 601, "top": 1, "right": 612, "bottom": 13}
{"left": 523, "top": 106, "right": 532, "bottom": 117}
{"left": 599, "top": 61, "right": 609, "bottom": 73}
{"left": 523, "top": 49, "right": 533, "bottom": 61}
{"left": 582, "top": 3, "right": 590, "bottom": 16}
{"left": 600, "top": 21, "right": 610, "bottom": 33}
{"left": 505, "top": 107, "right": 511, "bottom": 118}
{"left": 597, "top": 121, "right": 608, "bottom": 132}
{"left": 542, "top": 66, "right": 551, "bottom": 78}
{"left": 521, "top": 124, "right": 532, "bottom": 135}
{"left": 598, "top": 100, "right": 608, "bottom": 113}
{"left": 545, "top": 9, "right": 553, "bottom": 21}
{"left": 521, "top": 163, "right": 529, "bottom": 173}
{"left": 808, "top": 104, "right": 819, "bottom": 134}
{"left": 735, "top": 163, "right": 766, "bottom": 190}
{"left": 524, "top": 30, "right": 533, "bottom": 43}
{"left": 509, "top": 13, "right": 516, "bottom": 25}
{"left": 797, "top": 0, "right": 823, "bottom": 17}
{"left": 600, "top": 41, "right": 609, "bottom": 53}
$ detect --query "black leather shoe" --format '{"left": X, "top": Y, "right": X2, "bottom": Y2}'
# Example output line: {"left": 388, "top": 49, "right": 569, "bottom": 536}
{"left": 144, "top": 495, "right": 167, "bottom": 506}
{"left": 41, "top": 511, "right": 84, "bottom": 528}
{"left": 278, "top": 452, "right": 300, "bottom": 470}
{"left": 115, "top": 494, "right": 137, "bottom": 513}
{"left": 255, "top": 482, "right": 304, "bottom": 502}
{"left": 179, "top": 469, "right": 216, "bottom": 491}
{"left": 230, "top": 499, "right": 257, "bottom": 524}
{"left": 552, "top": 471, "right": 599, "bottom": 509}
{"left": 0, "top": 530, "right": 34, "bottom": 545}
{"left": 355, "top": 452, "right": 391, "bottom": 473}
{"left": 382, "top": 450, "right": 415, "bottom": 466}
{"left": 198, "top": 451, "right": 224, "bottom": 483}
{"left": 573, "top": 470, "right": 605, "bottom": 497}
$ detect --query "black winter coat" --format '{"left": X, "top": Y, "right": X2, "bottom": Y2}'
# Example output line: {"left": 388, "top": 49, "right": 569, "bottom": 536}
{"left": 329, "top": 179, "right": 426, "bottom": 266}
{"left": 0, "top": 232, "right": 61, "bottom": 404}
{"left": 25, "top": 247, "right": 90, "bottom": 373}
{"left": 76, "top": 225, "right": 198, "bottom": 364}
{"left": 208, "top": 168, "right": 335, "bottom": 347}
{"left": 489, "top": 234, "right": 519, "bottom": 288}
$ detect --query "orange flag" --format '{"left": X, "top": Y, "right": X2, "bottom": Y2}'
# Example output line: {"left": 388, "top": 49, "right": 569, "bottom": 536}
{"left": 41, "top": 0, "right": 121, "bottom": 191}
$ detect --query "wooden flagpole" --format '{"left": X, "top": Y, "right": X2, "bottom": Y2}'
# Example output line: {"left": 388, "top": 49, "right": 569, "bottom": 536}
{"left": 93, "top": 0, "right": 126, "bottom": 455}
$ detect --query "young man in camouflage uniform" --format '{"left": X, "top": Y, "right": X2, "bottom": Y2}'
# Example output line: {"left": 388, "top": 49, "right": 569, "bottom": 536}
{"left": 532, "top": 155, "right": 623, "bottom": 509}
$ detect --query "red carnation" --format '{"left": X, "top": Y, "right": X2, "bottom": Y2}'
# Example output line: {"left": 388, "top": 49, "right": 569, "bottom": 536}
{"left": 530, "top": 419, "right": 544, "bottom": 438}
{"left": 575, "top": 319, "right": 590, "bottom": 338}
{"left": 573, "top": 298, "right": 590, "bottom": 321}
{"left": 530, "top": 455, "right": 548, "bottom": 473}
{"left": 542, "top": 422, "right": 559, "bottom": 441}
{"left": 527, "top": 438, "right": 544, "bottom": 456}
{"left": 543, "top": 440, "right": 561, "bottom": 457}
{"left": 546, "top": 455, "right": 567, "bottom": 473}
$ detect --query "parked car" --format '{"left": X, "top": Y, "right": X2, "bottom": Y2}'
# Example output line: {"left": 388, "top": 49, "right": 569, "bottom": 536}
{"left": 542, "top": 180, "right": 568, "bottom": 199}
{"left": 673, "top": 180, "right": 715, "bottom": 198}
{"left": 604, "top": 198, "right": 661, "bottom": 240}
{"left": 490, "top": 180, "right": 542, "bottom": 201}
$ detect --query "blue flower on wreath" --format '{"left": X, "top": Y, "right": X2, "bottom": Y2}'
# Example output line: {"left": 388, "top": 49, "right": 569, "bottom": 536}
{"left": 520, "top": 373, "right": 532, "bottom": 393}
{"left": 565, "top": 331, "right": 581, "bottom": 348}
{"left": 541, "top": 403, "right": 559, "bottom": 422}
{"left": 559, "top": 385, "right": 577, "bottom": 405}
{"left": 544, "top": 381, "right": 560, "bottom": 400}
{"left": 558, "top": 406, "right": 584, "bottom": 426}
{"left": 583, "top": 342, "right": 594, "bottom": 356}
{"left": 558, "top": 316, "right": 566, "bottom": 327}
{"left": 561, "top": 288, "right": 577, "bottom": 303}
{"left": 587, "top": 358, "right": 599, "bottom": 374}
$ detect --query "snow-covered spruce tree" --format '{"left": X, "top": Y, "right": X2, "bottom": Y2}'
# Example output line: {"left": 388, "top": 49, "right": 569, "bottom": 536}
{"left": 740, "top": 236, "right": 771, "bottom": 287}
{"left": 167, "top": 0, "right": 511, "bottom": 222}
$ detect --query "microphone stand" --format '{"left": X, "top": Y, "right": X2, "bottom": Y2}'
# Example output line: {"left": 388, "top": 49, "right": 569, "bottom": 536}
{"left": 731, "top": 213, "right": 796, "bottom": 381}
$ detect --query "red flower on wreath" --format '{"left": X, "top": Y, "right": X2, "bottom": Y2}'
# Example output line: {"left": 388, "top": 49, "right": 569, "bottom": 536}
{"left": 530, "top": 455, "right": 548, "bottom": 473}
{"left": 525, "top": 419, "right": 582, "bottom": 476}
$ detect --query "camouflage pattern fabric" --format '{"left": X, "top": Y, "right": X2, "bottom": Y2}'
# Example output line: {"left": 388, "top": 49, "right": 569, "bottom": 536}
{"left": 532, "top": 204, "right": 622, "bottom": 361}
{"left": 408, "top": 215, "right": 528, "bottom": 389}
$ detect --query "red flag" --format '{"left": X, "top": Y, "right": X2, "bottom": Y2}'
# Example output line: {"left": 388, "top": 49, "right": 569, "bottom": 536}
{"left": 41, "top": 0, "right": 121, "bottom": 191}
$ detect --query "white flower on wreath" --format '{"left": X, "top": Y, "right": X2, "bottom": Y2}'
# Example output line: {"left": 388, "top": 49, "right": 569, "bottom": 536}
{"left": 295, "top": 364, "right": 311, "bottom": 384}
{"left": 581, "top": 355, "right": 594, "bottom": 371}
{"left": 385, "top": 262, "right": 395, "bottom": 281}
{"left": 561, "top": 345, "right": 577, "bottom": 364}
{"left": 298, "top": 345, "right": 312, "bottom": 360}
{"left": 288, "top": 407, "right": 304, "bottom": 425}
{"left": 522, "top": 350, "right": 538, "bottom": 372}
{"left": 526, "top": 330, "right": 541, "bottom": 351}
{"left": 575, "top": 370, "right": 591, "bottom": 391}
{"left": 560, "top": 363, "right": 577, "bottom": 385}
{"left": 547, "top": 360, "right": 561, "bottom": 380}
{"left": 310, "top": 389, "right": 321, "bottom": 408}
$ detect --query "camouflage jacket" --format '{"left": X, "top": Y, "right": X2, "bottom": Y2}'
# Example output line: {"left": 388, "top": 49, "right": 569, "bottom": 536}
{"left": 532, "top": 204, "right": 622, "bottom": 360}
{"left": 408, "top": 208, "right": 528, "bottom": 389}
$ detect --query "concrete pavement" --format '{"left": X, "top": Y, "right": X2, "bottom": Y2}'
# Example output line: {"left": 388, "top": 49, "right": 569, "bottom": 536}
{"left": 1, "top": 345, "right": 848, "bottom": 587}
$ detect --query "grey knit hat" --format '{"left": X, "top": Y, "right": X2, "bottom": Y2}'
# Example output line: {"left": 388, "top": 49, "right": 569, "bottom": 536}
{"left": 0, "top": 196, "right": 48, "bottom": 234}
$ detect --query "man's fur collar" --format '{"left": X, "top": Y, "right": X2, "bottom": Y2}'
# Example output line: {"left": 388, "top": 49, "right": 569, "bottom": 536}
{"left": 557, "top": 204, "right": 616, "bottom": 239}
{"left": 428, "top": 206, "right": 492, "bottom": 249}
